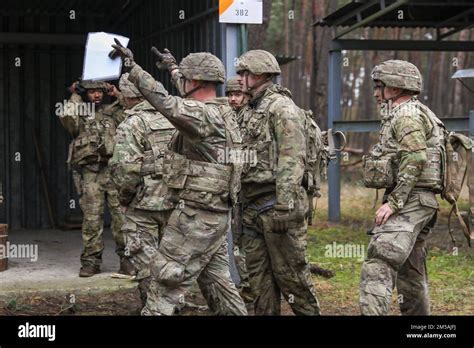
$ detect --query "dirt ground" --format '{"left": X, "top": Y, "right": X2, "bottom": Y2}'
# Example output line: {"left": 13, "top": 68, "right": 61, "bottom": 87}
{"left": 1, "top": 171, "right": 471, "bottom": 316}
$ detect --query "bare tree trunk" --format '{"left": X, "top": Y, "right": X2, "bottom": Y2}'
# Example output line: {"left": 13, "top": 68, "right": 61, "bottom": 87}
{"left": 453, "top": 29, "right": 469, "bottom": 117}
{"left": 248, "top": 0, "right": 273, "bottom": 50}
{"left": 311, "top": 0, "right": 334, "bottom": 129}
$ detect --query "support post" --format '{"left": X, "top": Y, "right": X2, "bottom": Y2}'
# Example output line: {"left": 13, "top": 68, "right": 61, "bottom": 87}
{"left": 328, "top": 48, "right": 342, "bottom": 222}
{"left": 225, "top": 24, "right": 239, "bottom": 80}
{"left": 222, "top": 23, "right": 241, "bottom": 285}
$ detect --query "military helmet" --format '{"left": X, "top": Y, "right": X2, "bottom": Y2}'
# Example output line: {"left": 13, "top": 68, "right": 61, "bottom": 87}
{"left": 371, "top": 60, "right": 422, "bottom": 93}
{"left": 119, "top": 73, "right": 142, "bottom": 98}
{"left": 225, "top": 76, "right": 243, "bottom": 94}
{"left": 236, "top": 50, "right": 281, "bottom": 75}
{"left": 179, "top": 52, "right": 225, "bottom": 84}
{"left": 79, "top": 80, "right": 107, "bottom": 90}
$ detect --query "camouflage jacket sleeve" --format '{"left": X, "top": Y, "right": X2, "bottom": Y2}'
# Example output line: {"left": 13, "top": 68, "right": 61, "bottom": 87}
{"left": 170, "top": 69, "right": 185, "bottom": 97}
{"left": 57, "top": 93, "right": 82, "bottom": 136}
{"left": 272, "top": 98, "right": 306, "bottom": 207}
{"left": 109, "top": 115, "right": 147, "bottom": 206}
{"left": 128, "top": 64, "right": 205, "bottom": 141}
{"left": 387, "top": 114, "right": 428, "bottom": 212}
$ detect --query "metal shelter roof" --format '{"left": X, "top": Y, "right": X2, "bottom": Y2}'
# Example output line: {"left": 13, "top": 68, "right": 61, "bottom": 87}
{"left": 314, "top": 0, "right": 474, "bottom": 40}
{"left": 452, "top": 69, "right": 474, "bottom": 93}
{"left": 314, "top": 0, "right": 474, "bottom": 222}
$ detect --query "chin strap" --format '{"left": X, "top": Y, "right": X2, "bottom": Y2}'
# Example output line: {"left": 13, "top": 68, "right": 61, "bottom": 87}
{"left": 182, "top": 79, "right": 204, "bottom": 98}
{"left": 381, "top": 84, "right": 413, "bottom": 104}
{"left": 244, "top": 73, "right": 273, "bottom": 94}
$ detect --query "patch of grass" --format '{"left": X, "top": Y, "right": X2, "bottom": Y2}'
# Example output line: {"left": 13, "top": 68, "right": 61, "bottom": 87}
{"left": 308, "top": 224, "right": 368, "bottom": 315}
{"left": 307, "top": 181, "right": 474, "bottom": 315}
{"left": 4, "top": 298, "right": 32, "bottom": 312}
{"left": 427, "top": 249, "right": 474, "bottom": 314}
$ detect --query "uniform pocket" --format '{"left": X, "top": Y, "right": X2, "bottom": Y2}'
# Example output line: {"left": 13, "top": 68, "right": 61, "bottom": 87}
{"left": 122, "top": 221, "right": 142, "bottom": 256}
{"left": 419, "top": 193, "right": 439, "bottom": 210}
{"left": 150, "top": 252, "right": 186, "bottom": 288}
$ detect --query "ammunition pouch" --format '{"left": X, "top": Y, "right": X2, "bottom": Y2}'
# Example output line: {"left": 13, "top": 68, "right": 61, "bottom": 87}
{"left": 415, "top": 147, "right": 444, "bottom": 193}
{"left": 101, "top": 127, "right": 116, "bottom": 158}
{"left": 70, "top": 134, "right": 103, "bottom": 165}
{"left": 140, "top": 127, "right": 175, "bottom": 179}
{"left": 140, "top": 149, "right": 164, "bottom": 179}
{"left": 163, "top": 152, "right": 232, "bottom": 212}
{"left": 363, "top": 153, "right": 397, "bottom": 189}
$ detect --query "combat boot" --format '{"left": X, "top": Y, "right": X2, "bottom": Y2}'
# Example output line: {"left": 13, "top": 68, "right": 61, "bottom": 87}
{"left": 79, "top": 264, "right": 100, "bottom": 277}
{"left": 118, "top": 258, "right": 135, "bottom": 276}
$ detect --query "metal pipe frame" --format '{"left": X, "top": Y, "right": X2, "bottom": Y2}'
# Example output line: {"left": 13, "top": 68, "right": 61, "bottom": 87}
{"left": 327, "top": 38, "right": 473, "bottom": 222}
{"left": 0, "top": 33, "right": 86, "bottom": 46}
{"left": 327, "top": 49, "right": 342, "bottom": 222}
{"left": 436, "top": 7, "right": 474, "bottom": 40}
{"left": 331, "top": 39, "right": 474, "bottom": 51}
{"left": 334, "top": 0, "right": 408, "bottom": 39}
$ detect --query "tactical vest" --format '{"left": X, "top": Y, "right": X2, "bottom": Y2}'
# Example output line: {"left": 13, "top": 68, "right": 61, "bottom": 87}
{"left": 68, "top": 104, "right": 118, "bottom": 166}
{"left": 163, "top": 99, "right": 241, "bottom": 212}
{"left": 240, "top": 89, "right": 282, "bottom": 186}
{"left": 140, "top": 115, "right": 176, "bottom": 180}
{"left": 363, "top": 98, "right": 445, "bottom": 192}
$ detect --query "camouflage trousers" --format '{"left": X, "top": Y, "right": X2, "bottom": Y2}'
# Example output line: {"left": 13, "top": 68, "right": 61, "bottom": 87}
{"left": 122, "top": 208, "right": 172, "bottom": 305}
{"left": 141, "top": 206, "right": 248, "bottom": 316}
{"left": 233, "top": 245, "right": 253, "bottom": 301}
{"left": 360, "top": 190, "right": 438, "bottom": 316}
{"left": 241, "top": 194, "right": 320, "bottom": 315}
{"left": 231, "top": 205, "right": 254, "bottom": 302}
{"left": 79, "top": 166, "right": 125, "bottom": 267}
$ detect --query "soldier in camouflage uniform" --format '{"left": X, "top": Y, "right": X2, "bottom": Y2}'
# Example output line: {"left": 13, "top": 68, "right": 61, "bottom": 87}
{"left": 109, "top": 73, "right": 176, "bottom": 304}
{"left": 226, "top": 76, "right": 250, "bottom": 121}
{"left": 360, "top": 60, "right": 443, "bottom": 315}
{"left": 236, "top": 50, "right": 320, "bottom": 315}
{"left": 58, "top": 80, "right": 131, "bottom": 277}
{"left": 110, "top": 41, "right": 247, "bottom": 315}
{"left": 225, "top": 76, "right": 253, "bottom": 302}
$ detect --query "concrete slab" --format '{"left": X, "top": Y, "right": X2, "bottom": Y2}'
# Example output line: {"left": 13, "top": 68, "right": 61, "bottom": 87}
{"left": 0, "top": 228, "right": 137, "bottom": 299}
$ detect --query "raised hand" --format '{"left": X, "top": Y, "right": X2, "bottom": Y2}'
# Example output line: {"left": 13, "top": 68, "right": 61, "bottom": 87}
{"left": 151, "top": 47, "right": 178, "bottom": 72}
{"left": 110, "top": 38, "right": 135, "bottom": 72}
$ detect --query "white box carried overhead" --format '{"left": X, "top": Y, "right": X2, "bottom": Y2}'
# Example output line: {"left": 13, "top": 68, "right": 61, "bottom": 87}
{"left": 82, "top": 32, "right": 130, "bottom": 82}
{"left": 219, "top": 0, "right": 263, "bottom": 24}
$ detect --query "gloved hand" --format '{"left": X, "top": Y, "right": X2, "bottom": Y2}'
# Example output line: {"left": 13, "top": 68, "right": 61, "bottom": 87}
{"left": 67, "top": 81, "right": 83, "bottom": 94}
{"left": 109, "top": 38, "right": 135, "bottom": 72}
{"left": 273, "top": 203, "right": 305, "bottom": 234}
{"left": 151, "top": 47, "right": 178, "bottom": 72}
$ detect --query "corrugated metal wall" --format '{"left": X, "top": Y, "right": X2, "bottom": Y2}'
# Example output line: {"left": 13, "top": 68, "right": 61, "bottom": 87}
{"left": 121, "top": 0, "right": 222, "bottom": 93}
{"left": 0, "top": 0, "right": 221, "bottom": 229}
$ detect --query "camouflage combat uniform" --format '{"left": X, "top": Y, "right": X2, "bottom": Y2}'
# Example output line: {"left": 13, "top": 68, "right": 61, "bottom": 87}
{"left": 360, "top": 60, "right": 444, "bottom": 315}
{"left": 110, "top": 45, "right": 247, "bottom": 315}
{"left": 226, "top": 77, "right": 253, "bottom": 301}
{"left": 58, "top": 82, "right": 126, "bottom": 270}
{"left": 109, "top": 74, "right": 176, "bottom": 303}
{"left": 237, "top": 50, "right": 320, "bottom": 315}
